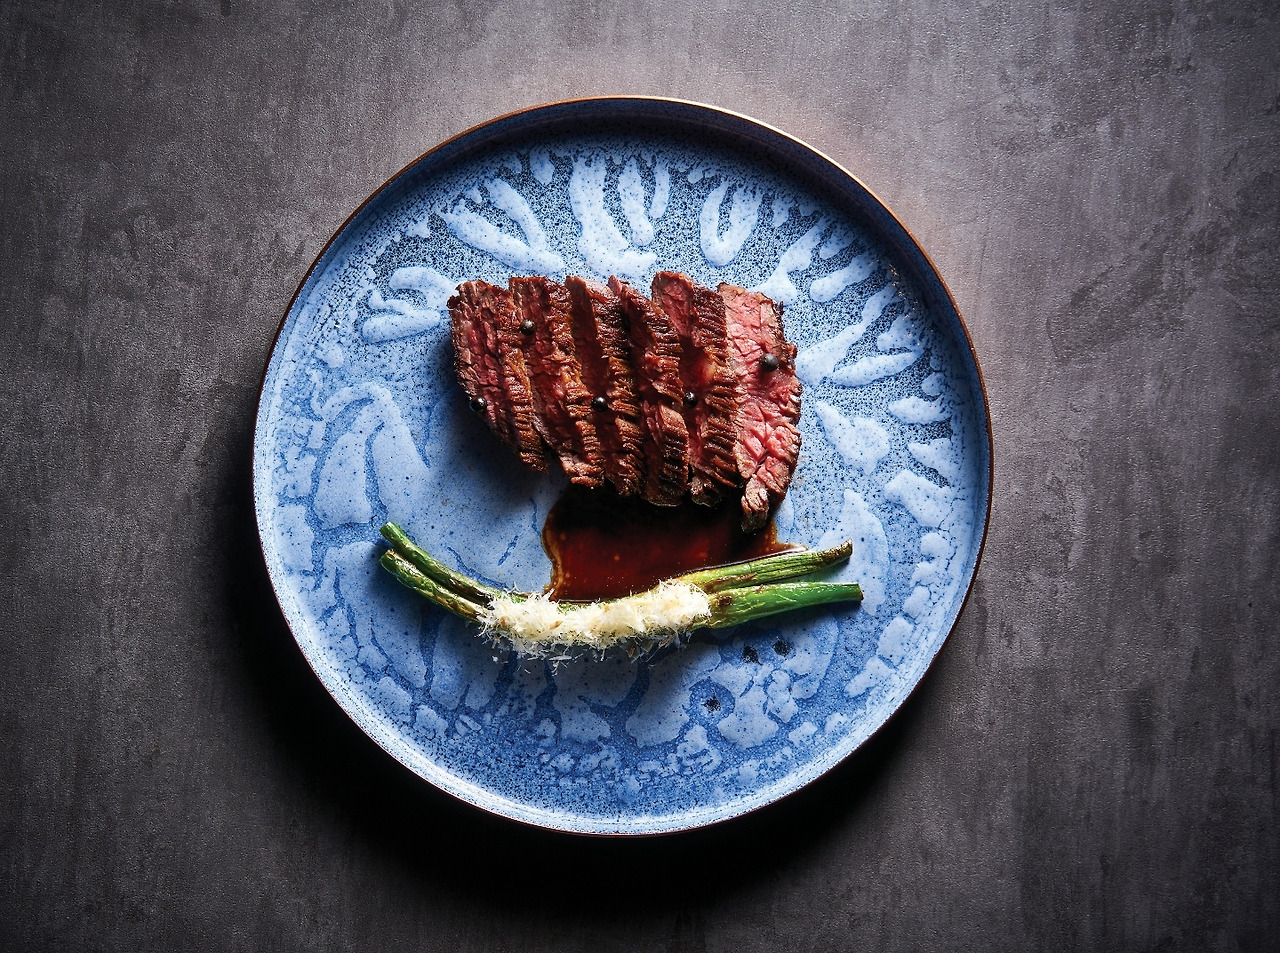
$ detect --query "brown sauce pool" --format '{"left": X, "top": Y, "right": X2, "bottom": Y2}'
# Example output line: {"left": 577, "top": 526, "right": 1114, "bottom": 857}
{"left": 543, "top": 485, "right": 797, "bottom": 601}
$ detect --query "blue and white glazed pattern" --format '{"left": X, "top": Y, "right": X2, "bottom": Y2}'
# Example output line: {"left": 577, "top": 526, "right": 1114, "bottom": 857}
{"left": 254, "top": 104, "right": 990, "bottom": 834}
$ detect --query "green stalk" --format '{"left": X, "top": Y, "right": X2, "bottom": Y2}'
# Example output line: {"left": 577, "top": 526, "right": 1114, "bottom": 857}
{"left": 676, "top": 541, "right": 853, "bottom": 592}
{"left": 704, "top": 581, "right": 864, "bottom": 629}
{"left": 379, "top": 550, "right": 485, "bottom": 623}
{"left": 380, "top": 522, "right": 506, "bottom": 605}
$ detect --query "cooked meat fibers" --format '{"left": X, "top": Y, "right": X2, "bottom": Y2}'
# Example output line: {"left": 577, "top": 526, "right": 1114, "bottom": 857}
{"left": 650, "top": 271, "right": 741, "bottom": 507}
{"left": 565, "top": 277, "right": 646, "bottom": 499}
{"left": 509, "top": 277, "right": 604, "bottom": 489}
{"left": 449, "top": 281, "right": 546, "bottom": 472}
{"left": 448, "top": 273, "right": 803, "bottom": 530}
{"left": 609, "top": 276, "right": 689, "bottom": 506}
{"left": 720, "top": 283, "right": 802, "bottom": 531}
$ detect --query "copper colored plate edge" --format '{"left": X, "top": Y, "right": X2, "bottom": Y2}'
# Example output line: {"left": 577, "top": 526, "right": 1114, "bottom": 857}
{"left": 250, "top": 95, "right": 995, "bottom": 837}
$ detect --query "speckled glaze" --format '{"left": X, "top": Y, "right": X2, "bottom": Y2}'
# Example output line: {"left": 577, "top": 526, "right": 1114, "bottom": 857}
{"left": 253, "top": 99, "right": 992, "bottom": 835}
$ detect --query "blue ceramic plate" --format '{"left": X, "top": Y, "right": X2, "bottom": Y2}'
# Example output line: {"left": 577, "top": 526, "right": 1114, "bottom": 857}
{"left": 253, "top": 98, "right": 991, "bottom": 835}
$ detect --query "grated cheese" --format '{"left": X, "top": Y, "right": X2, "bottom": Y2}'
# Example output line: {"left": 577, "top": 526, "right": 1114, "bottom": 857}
{"left": 477, "top": 580, "right": 713, "bottom": 656}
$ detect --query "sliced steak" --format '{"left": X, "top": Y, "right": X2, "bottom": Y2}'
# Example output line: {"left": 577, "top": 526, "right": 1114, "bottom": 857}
{"left": 451, "top": 273, "right": 802, "bottom": 532}
{"left": 609, "top": 276, "right": 689, "bottom": 506}
{"left": 509, "top": 277, "right": 604, "bottom": 488}
{"left": 565, "top": 276, "right": 645, "bottom": 498}
{"left": 449, "top": 280, "right": 545, "bottom": 471}
{"left": 720, "top": 283, "right": 802, "bottom": 531}
{"left": 650, "top": 271, "right": 740, "bottom": 506}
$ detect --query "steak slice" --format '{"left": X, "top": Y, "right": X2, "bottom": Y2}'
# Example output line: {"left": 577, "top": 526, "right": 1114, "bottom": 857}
{"left": 720, "top": 284, "right": 802, "bottom": 531}
{"left": 650, "top": 271, "right": 740, "bottom": 506}
{"left": 509, "top": 277, "right": 604, "bottom": 488}
{"left": 450, "top": 278, "right": 545, "bottom": 473}
{"left": 565, "top": 277, "right": 645, "bottom": 498}
{"left": 609, "top": 276, "right": 689, "bottom": 506}
{"left": 448, "top": 281, "right": 546, "bottom": 472}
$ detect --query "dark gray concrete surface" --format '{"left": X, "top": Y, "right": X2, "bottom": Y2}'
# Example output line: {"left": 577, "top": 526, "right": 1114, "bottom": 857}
{"left": 2, "top": 1, "right": 1277, "bottom": 950}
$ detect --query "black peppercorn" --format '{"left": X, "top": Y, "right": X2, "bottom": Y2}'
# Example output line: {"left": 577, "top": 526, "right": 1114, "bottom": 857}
{"left": 759, "top": 352, "right": 780, "bottom": 372}
{"left": 683, "top": 391, "right": 698, "bottom": 407}
{"left": 469, "top": 396, "right": 488, "bottom": 413}
{"left": 591, "top": 395, "right": 608, "bottom": 411}
{"left": 519, "top": 318, "right": 535, "bottom": 335}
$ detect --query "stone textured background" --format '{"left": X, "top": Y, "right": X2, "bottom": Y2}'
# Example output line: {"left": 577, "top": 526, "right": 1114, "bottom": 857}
{"left": 2, "top": 1, "right": 1276, "bottom": 950}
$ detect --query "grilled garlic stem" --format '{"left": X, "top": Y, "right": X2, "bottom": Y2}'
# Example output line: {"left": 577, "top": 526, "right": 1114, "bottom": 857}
{"left": 378, "top": 522, "right": 861, "bottom": 657}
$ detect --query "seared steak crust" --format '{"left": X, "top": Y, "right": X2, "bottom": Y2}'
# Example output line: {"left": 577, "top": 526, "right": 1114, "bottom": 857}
{"left": 609, "top": 276, "right": 689, "bottom": 506}
{"left": 720, "top": 283, "right": 802, "bottom": 531}
{"left": 650, "top": 271, "right": 741, "bottom": 506}
{"left": 565, "top": 276, "right": 645, "bottom": 498}
{"left": 510, "top": 276, "right": 604, "bottom": 488}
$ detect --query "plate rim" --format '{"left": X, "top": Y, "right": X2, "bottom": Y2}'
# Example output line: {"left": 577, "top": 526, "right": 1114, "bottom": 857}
{"left": 251, "top": 95, "right": 995, "bottom": 836}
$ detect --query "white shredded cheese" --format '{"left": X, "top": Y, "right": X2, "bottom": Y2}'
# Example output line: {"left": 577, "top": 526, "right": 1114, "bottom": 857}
{"left": 477, "top": 580, "right": 713, "bottom": 656}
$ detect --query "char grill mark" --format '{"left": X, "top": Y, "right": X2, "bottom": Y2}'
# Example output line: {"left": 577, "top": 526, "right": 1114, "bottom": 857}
{"left": 565, "top": 277, "right": 645, "bottom": 498}
{"left": 510, "top": 277, "right": 605, "bottom": 488}
{"left": 650, "top": 271, "right": 741, "bottom": 506}
{"left": 609, "top": 277, "right": 689, "bottom": 506}
{"left": 449, "top": 281, "right": 546, "bottom": 471}
{"left": 720, "top": 284, "right": 803, "bottom": 531}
